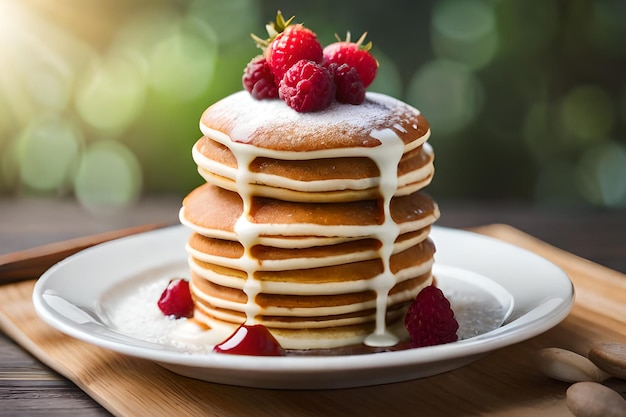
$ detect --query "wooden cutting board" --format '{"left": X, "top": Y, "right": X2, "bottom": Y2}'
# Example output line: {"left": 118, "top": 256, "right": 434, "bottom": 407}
{"left": 0, "top": 224, "right": 625, "bottom": 417}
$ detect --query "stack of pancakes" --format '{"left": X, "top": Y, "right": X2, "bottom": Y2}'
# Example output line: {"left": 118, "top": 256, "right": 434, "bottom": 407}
{"left": 179, "top": 91, "right": 439, "bottom": 350}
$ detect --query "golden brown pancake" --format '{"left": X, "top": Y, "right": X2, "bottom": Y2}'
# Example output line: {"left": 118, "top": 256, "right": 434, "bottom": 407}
{"left": 199, "top": 91, "right": 430, "bottom": 151}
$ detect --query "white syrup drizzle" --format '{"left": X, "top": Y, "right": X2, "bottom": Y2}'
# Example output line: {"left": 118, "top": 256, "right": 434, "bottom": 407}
{"left": 206, "top": 127, "right": 410, "bottom": 347}
{"left": 363, "top": 128, "right": 404, "bottom": 347}
{"left": 196, "top": 91, "right": 428, "bottom": 347}
{"left": 232, "top": 147, "right": 264, "bottom": 323}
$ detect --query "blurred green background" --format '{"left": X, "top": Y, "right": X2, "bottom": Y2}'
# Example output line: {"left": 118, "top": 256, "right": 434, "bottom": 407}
{"left": 1, "top": 0, "right": 625, "bottom": 211}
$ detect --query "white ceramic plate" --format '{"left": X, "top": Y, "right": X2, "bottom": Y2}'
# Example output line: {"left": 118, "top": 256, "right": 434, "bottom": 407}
{"left": 33, "top": 226, "right": 573, "bottom": 389}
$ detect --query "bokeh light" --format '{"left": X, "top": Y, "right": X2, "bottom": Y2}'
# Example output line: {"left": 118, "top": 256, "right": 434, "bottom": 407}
{"left": 495, "top": 1, "right": 559, "bottom": 59}
{"left": 23, "top": 64, "right": 73, "bottom": 114}
{"left": 0, "top": 0, "right": 89, "bottom": 132}
{"left": 74, "top": 141, "right": 142, "bottom": 212}
{"left": 406, "top": 59, "right": 484, "bottom": 137}
{"left": 431, "top": 0, "right": 498, "bottom": 69}
{"left": 0, "top": 0, "right": 624, "bottom": 208}
{"left": 75, "top": 49, "right": 147, "bottom": 133}
{"left": 15, "top": 116, "right": 83, "bottom": 194}
{"left": 188, "top": 0, "right": 261, "bottom": 45}
{"left": 576, "top": 141, "right": 626, "bottom": 207}
{"left": 559, "top": 85, "right": 615, "bottom": 146}
{"left": 146, "top": 16, "right": 218, "bottom": 103}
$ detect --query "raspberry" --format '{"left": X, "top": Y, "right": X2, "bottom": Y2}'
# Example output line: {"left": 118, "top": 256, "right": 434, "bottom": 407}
{"left": 267, "top": 24, "right": 323, "bottom": 84}
{"left": 323, "top": 32, "right": 378, "bottom": 88}
{"left": 404, "top": 285, "right": 459, "bottom": 348}
{"left": 242, "top": 55, "right": 278, "bottom": 100}
{"left": 279, "top": 60, "right": 335, "bottom": 112}
{"left": 157, "top": 278, "right": 194, "bottom": 319}
{"left": 328, "top": 63, "right": 365, "bottom": 105}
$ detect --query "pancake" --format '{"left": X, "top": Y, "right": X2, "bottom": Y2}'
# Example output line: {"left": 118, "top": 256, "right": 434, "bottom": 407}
{"left": 179, "top": 90, "right": 439, "bottom": 350}
{"left": 199, "top": 91, "right": 430, "bottom": 151}
{"left": 193, "top": 91, "right": 433, "bottom": 203}
{"left": 179, "top": 183, "right": 440, "bottom": 244}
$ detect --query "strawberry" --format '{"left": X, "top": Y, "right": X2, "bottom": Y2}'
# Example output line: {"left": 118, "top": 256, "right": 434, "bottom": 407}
{"left": 266, "top": 24, "right": 323, "bottom": 85}
{"left": 323, "top": 32, "right": 378, "bottom": 88}
{"left": 404, "top": 285, "right": 459, "bottom": 348}
{"left": 157, "top": 278, "right": 194, "bottom": 319}
{"left": 242, "top": 55, "right": 278, "bottom": 99}
{"left": 279, "top": 59, "right": 335, "bottom": 112}
{"left": 252, "top": 11, "right": 323, "bottom": 85}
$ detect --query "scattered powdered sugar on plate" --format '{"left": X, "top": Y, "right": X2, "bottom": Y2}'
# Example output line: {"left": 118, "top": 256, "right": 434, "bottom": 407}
{"left": 99, "top": 274, "right": 217, "bottom": 354}
{"left": 103, "top": 279, "right": 180, "bottom": 343}
{"left": 436, "top": 264, "right": 514, "bottom": 340}
{"left": 446, "top": 281, "right": 510, "bottom": 340}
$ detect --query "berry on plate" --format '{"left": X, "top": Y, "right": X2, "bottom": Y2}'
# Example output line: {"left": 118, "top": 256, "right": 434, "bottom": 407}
{"left": 213, "top": 323, "right": 285, "bottom": 356}
{"left": 279, "top": 59, "right": 335, "bottom": 112}
{"left": 157, "top": 278, "right": 194, "bottom": 319}
{"left": 404, "top": 285, "right": 459, "bottom": 348}
{"left": 323, "top": 32, "right": 378, "bottom": 88}
{"left": 242, "top": 55, "right": 278, "bottom": 99}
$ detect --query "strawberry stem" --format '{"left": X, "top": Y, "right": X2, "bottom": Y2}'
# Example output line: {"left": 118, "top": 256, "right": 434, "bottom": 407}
{"left": 251, "top": 10, "right": 296, "bottom": 50}
{"left": 274, "top": 10, "right": 295, "bottom": 32}
{"left": 332, "top": 32, "right": 373, "bottom": 52}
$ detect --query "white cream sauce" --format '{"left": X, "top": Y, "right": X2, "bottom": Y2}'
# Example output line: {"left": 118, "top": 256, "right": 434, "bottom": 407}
{"left": 195, "top": 93, "right": 423, "bottom": 348}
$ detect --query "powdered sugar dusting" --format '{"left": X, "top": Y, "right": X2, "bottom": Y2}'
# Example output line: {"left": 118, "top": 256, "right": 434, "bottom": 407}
{"left": 201, "top": 91, "right": 423, "bottom": 151}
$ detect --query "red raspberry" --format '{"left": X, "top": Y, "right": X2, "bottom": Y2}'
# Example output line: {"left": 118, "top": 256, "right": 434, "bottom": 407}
{"left": 404, "top": 285, "right": 459, "bottom": 348}
{"left": 328, "top": 63, "right": 365, "bottom": 104}
{"left": 242, "top": 55, "right": 278, "bottom": 99}
{"left": 279, "top": 60, "right": 335, "bottom": 112}
{"left": 267, "top": 24, "right": 323, "bottom": 85}
{"left": 323, "top": 32, "right": 378, "bottom": 88}
{"left": 157, "top": 278, "right": 194, "bottom": 319}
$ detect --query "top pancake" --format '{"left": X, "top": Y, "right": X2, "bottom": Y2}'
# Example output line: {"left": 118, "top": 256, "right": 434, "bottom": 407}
{"left": 200, "top": 91, "right": 430, "bottom": 152}
{"left": 197, "top": 91, "right": 433, "bottom": 202}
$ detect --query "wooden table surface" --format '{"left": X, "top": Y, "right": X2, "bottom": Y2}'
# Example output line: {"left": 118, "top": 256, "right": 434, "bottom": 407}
{"left": 0, "top": 196, "right": 625, "bottom": 416}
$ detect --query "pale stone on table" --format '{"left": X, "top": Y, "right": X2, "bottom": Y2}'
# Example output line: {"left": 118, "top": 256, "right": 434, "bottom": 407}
{"left": 536, "top": 347, "right": 610, "bottom": 383}
{"left": 588, "top": 342, "right": 626, "bottom": 380}
{"left": 566, "top": 381, "right": 626, "bottom": 417}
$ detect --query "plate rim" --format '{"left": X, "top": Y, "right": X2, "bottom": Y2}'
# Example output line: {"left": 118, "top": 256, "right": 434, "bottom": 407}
{"left": 32, "top": 225, "right": 574, "bottom": 375}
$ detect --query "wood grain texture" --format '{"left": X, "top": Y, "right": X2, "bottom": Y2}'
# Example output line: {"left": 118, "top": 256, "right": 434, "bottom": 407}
{"left": 0, "top": 224, "right": 624, "bottom": 417}
{"left": 0, "top": 223, "right": 167, "bottom": 284}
